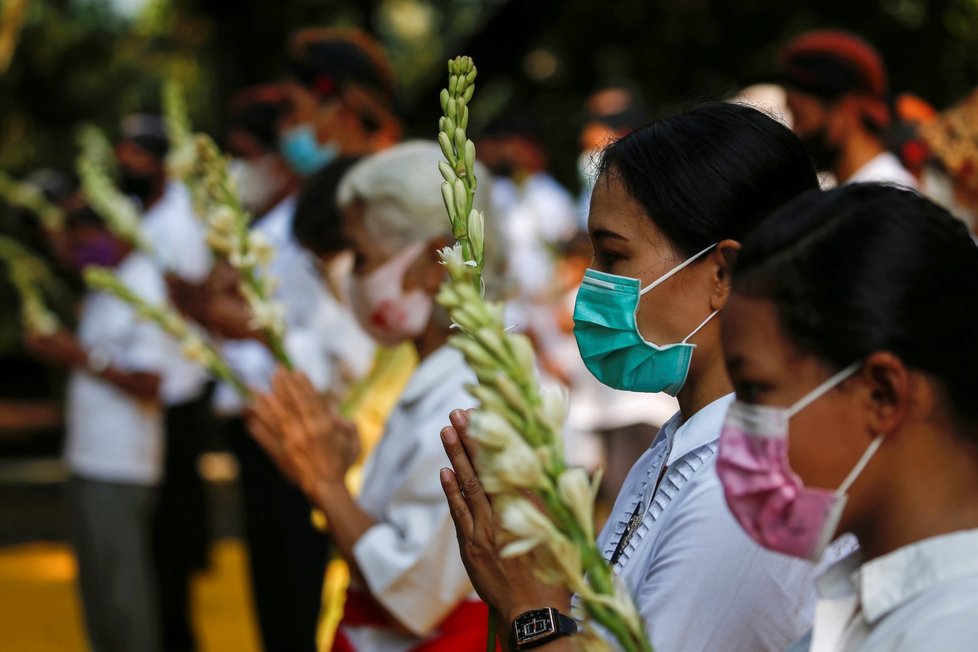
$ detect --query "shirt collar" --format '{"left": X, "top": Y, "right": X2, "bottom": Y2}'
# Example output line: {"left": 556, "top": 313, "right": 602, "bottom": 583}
{"left": 855, "top": 528, "right": 978, "bottom": 623}
{"left": 398, "top": 345, "right": 466, "bottom": 405}
{"left": 663, "top": 392, "right": 734, "bottom": 466}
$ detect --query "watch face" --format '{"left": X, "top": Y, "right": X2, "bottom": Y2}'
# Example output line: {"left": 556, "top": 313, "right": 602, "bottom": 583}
{"left": 514, "top": 608, "right": 556, "bottom": 644}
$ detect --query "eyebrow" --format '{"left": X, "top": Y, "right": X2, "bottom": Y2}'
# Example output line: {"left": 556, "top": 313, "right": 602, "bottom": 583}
{"left": 591, "top": 228, "right": 628, "bottom": 242}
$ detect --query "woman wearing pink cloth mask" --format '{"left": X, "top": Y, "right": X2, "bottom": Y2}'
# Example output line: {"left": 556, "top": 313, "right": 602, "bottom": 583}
{"left": 718, "top": 183, "right": 978, "bottom": 651}
{"left": 248, "top": 141, "right": 507, "bottom": 652}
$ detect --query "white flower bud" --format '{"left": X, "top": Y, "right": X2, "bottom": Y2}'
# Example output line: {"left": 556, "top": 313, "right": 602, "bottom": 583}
{"left": 440, "top": 88, "right": 450, "bottom": 114}
{"left": 440, "top": 181, "right": 457, "bottom": 223}
{"left": 558, "top": 467, "right": 595, "bottom": 540}
{"left": 467, "top": 209, "right": 484, "bottom": 263}
{"left": 438, "top": 132, "right": 456, "bottom": 164}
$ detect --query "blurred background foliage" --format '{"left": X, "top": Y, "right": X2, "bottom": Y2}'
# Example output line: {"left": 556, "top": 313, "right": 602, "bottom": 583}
{"left": 0, "top": 0, "right": 977, "bottom": 361}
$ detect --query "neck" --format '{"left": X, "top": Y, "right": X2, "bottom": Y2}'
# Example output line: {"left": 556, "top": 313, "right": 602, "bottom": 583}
{"left": 675, "top": 329, "right": 732, "bottom": 420}
{"left": 412, "top": 320, "right": 450, "bottom": 362}
{"left": 855, "top": 428, "right": 978, "bottom": 560}
{"left": 834, "top": 131, "right": 886, "bottom": 183}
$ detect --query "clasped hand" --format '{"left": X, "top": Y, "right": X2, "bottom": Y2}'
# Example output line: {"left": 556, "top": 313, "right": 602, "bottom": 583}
{"left": 247, "top": 368, "right": 359, "bottom": 508}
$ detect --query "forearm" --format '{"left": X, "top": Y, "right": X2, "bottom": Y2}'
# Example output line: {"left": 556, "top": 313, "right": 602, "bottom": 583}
{"left": 98, "top": 368, "right": 161, "bottom": 401}
{"left": 315, "top": 481, "right": 377, "bottom": 582}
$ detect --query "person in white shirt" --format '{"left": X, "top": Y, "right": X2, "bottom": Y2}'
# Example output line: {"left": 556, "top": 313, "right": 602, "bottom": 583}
{"left": 719, "top": 183, "right": 978, "bottom": 651}
{"left": 780, "top": 30, "right": 918, "bottom": 190}
{"left": 26, "top": 205, "right": 169, "bottom": 652}
{"left": 249, "top": 142, "right": 507, "bottom": 651}
{"left": 193, "top": 83, "right": 372, "bottom": 652}
{"left": 116, "top": 114, "right": 216, "bottom": 652}
{"left": 439, "top": 103, "right": 832, "bottom": 651}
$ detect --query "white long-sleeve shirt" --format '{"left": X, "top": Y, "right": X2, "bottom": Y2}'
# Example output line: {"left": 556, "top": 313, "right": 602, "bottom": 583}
{"left": 594, "top": 394, "right": 824, "bottom": 652}
{"left": 342, "top": 345, "right": 479, "bottom": 651}
{"left": 789, "top": 528, "right": 978, "bottom": 652}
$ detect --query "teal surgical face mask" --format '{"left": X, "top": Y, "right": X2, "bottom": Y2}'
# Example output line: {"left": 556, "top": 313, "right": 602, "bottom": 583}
{"left": 279, "top": 123, "right": 339, "bottom": 176}
{"left": 573, "top": 243, "right": 718, "bottom": 395}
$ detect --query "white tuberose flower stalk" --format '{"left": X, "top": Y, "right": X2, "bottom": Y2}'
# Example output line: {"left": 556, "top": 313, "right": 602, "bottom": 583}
{"left": 435, "top": 56, "right": 653, "bottom": 652}
{"left": 0, "top": 171, "right": 66, "bottom": 232}
{"left": 0, "top": 236, "right": 61, "bottom": 336}
{"left": 163, "top": 80, "right": 292, "bottom": 368}
{"left": 83, "top": 265, "right": 249, "bottom": 399}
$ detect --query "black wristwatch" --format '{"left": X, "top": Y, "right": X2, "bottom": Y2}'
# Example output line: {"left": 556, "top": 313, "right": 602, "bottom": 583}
{"left": 511, "top": 607, "right": 578, "bottom": 649}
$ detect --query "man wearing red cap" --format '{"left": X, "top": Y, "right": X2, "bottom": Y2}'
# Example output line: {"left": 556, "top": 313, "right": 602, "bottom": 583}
{"left": 780, "top": 30, "right": 917, "bottom": 189}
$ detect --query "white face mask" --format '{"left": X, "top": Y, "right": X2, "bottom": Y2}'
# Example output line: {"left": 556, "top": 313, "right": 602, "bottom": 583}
{"left": 348, "top": 242, "right": 433, "bottom": 346}
{"left": 229, "top": 156, "right": 288, "bottom": 215}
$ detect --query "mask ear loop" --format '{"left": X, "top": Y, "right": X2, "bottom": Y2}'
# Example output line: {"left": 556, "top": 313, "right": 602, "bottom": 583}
{"left": 785, "top": 361, "right": 862, "bottom": 419}
{"left": 681, "top": 309, "right": 719, "bottom": 344}
{"left": 835, "top": 434, "right": 885, "bottom": 497}
{"left": 639, "top": 243, "right": 718, "bottom": 296}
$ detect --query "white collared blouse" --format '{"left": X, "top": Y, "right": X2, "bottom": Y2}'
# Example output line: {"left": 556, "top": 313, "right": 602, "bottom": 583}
{"left": 594, "top": 393, "right": 824, "bottom": 651}
{"left": 789, "top": 528, "right": 978, "bottom": 652}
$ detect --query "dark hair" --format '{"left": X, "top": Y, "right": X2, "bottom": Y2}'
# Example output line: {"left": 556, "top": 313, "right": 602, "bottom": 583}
{"left": 734, "top": 183, "right": 978, "bottom": 429}
{"left": 227, "top": 85, "right": 289, "bottom": 153}
{"left": 598, "top": 102, "right": 819, "bottom": 258}
{"left": 292, "top": 157, "right": 361, "bottom": 258}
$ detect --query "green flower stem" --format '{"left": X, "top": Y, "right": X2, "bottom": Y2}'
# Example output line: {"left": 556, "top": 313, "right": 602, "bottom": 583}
{"left": 84, "top": 266, "right": 250, "bottom": 400}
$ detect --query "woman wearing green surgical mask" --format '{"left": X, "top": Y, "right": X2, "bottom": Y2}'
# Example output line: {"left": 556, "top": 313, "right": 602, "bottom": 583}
{"left": 439, "top": 102, "right": 829, "bottom": 651}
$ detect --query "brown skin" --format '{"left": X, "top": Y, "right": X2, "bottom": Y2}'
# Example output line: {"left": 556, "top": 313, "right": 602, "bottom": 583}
{"left": 438, "top": 171, "right": 740, "bottom": 648}
{"left": 785, "top": 89, "right": 888, "bottom": 183}
{"left": 26, "top": 329, "right": 161, "bottom": 401}
{"left": 280, "top": 81, "right": 400, "bottom": 157}
{"left": 245, "top": 203, "right": 452, "bottom": 631}
{"left": 721, "top": 293, "right": 978, "bottom": 560}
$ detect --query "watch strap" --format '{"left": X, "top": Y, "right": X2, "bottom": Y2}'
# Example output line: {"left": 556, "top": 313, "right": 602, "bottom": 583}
{"left": 511, "top": 607, "right": 578, "bottom": 650}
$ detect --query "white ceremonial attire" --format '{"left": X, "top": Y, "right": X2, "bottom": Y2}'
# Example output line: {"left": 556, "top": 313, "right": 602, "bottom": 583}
{"left": 340, "top": 345, "right": 480, "bottom": 652}
{"left": 140, "top": 181, "right": 213, "bottom": 406}
{"left": 788, "top": 528, "right": 978, "bottom": 652}
{"left": 213, "top": 194, "right": 373, "bottom": 413}
{"left": 847, "top": 152, "right": 918, "bottom": 190}
{"left": 593, "top": 394, "right": 824, "bottom": 652}
{"left": 65, "top": 252, "right": 170, "bottom": 485}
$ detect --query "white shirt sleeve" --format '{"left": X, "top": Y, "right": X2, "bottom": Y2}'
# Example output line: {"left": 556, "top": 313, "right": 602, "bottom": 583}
{"left": 352, "top": 444, "right": 473, "bottom": 636}
{"left": 636, "top": 472, "right": 818, "bottom": 652}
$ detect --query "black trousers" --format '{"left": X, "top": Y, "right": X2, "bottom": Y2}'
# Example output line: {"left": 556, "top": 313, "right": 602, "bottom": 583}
{"left": 152, "top": 393, "right": 214, "bottom": 652}
{"left": 225, "top": 417, "right": 330, "bottom": 652}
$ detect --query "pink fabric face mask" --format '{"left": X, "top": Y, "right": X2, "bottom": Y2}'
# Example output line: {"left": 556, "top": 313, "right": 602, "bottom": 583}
{"left": 716, "top": 363, "right": 883, "bottom": 561}
{"left": 349, "top": 242, "right": 434, "bottom": 346}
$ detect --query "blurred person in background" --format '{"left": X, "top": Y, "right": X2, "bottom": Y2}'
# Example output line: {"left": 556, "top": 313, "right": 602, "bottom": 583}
{"left": 190, "top": 81, "right": 364, "bottom": 652}
{"left": 576, "top": 81, "right": 649, "bottom": 229}
{"left": 920, "top": 89, "right": 978, "bottom": 237}
{"left": 279, "top": 27, "right": 401, "bottom": 178}
{"left": 116, "top": 113, "right": 216, "bottom": 652}
{"left": 198, "top": 26, "right": 403, "bottom": 647}
{"left": 779, "top": 30, "right": 917, "bottom": 189}
{"left": 26, "top": 202, "right": 169, "bottom": 652}
{"left": 477, "top": 113, "right": 577, "bottom": 384}
{"left": 248, "top": 142, "right": 505, "bottom": 651}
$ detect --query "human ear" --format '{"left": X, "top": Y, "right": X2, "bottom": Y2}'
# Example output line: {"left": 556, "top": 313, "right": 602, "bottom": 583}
{"left": 709, "top": 239, "right": 741, "bottom": 311}
{"left": 858, "top": 351, "right": 912, "bottom": 440}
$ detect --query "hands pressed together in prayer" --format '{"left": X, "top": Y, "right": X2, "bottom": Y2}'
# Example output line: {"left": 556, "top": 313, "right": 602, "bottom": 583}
{"left": 247, "top": 368, "right": 359, "bottom": 511}
{"left": 439, "top": 409, "right": 573, "bottom": 640}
